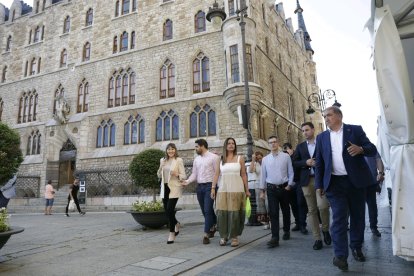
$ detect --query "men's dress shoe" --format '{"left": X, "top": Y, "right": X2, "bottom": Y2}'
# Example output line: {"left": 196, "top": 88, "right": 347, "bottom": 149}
{"left": 322, "top": 231, "right": 332, "bottom": 245}
{"left": 208, "top": 225, "right": 216, "bottom": 238}
{"left": 282, "top": 232, "right": 290, "bottom": 240}
{"left": 267, "top": 238, "right": 279, "bottom": 248}
{"left": 313, "top": 240, "right": 323, "bottom": 250}
{"left": 371, "top": 228, "right": 381, "bottom": 237}
{"left": 351, "top": 249, "right": 366, "bottom": 262}
{"left": 291, "top": 225, "right": 300, "bottom": 231}
{"left": 300, "top": 227, "right": 309, "bottom": 235}
{"left": 333, "top": 257, "right": 348, "bottom": 271}
{"left": 203, "top": 236, "right": 210, "bottom": 244}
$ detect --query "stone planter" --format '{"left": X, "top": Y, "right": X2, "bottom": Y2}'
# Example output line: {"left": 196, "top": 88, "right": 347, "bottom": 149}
{"left": 0, "top": 226, "right": 24, "bottom": 250}
{"left": 127, "top": 209, "right": 181, "bottom": 229}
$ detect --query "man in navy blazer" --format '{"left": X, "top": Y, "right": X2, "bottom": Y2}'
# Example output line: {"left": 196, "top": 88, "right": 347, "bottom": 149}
{"left": 315, "top": 106, "right": 377, "bottom": 271}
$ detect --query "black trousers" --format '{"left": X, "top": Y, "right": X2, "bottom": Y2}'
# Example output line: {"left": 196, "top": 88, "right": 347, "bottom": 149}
{"left": 366, "top": 184, "right": 379, "bottom": 229}
{"left": 267, "top": 183, "right": 291, "bottom": 240}
{"left": 162, "top": 184, "right": 179, "bottom": 232}
{"left": 66, "top": 196, "right": 82, "bottom": 214}
{"left": 248, "top": 189, "right": 259, "bottom": 224}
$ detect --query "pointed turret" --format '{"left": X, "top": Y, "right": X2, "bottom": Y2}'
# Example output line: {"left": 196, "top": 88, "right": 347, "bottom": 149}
{"left": 294, "top": 0, "right": 314, "bottom": 54}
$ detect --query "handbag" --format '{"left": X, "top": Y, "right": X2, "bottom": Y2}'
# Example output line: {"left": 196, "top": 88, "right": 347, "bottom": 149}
{"left": 68, "top": 199, "right": 75, "bottom": 211}
{"left": 245, "top": 197, "right": 251, "bottom": 218}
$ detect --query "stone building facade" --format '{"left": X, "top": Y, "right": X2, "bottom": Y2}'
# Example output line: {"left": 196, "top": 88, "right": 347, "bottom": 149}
{"left": 0, "top": 0, "right": 324, "bottom": 190}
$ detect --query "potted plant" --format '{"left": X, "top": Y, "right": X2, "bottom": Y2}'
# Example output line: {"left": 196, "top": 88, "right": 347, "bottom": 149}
{"left": 0, "top": 208, "right": 24, "bottom": 250}
{"left": 128, "top": 149, "right": 173, "bottom": 229}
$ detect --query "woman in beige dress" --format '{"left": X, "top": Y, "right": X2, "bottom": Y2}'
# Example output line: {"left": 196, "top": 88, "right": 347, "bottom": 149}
{"left": 211, "top": 138, "right": 250, "bottom": 246}
{"left": 157, "top": 143, "right": 186, "bottom": 244}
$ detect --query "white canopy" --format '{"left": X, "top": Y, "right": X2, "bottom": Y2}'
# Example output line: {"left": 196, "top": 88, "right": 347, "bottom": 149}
{"left": 368, "top": 0, "right": 414, "bottom": 261}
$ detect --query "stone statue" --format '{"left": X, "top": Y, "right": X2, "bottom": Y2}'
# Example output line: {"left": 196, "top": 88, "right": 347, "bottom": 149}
{"left": 54, "top": 94, "right": 70, "bottom": 124}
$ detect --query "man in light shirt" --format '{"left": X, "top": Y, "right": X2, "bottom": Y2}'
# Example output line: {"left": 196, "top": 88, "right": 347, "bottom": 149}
{"left": 260, "top": 136, "right": 294, "bottom": 248}
{"left": 184, "top": 139, "right": 220, "bottom": 245}
{"left": 315, "top": 106, "right": 377, "bottom": 271}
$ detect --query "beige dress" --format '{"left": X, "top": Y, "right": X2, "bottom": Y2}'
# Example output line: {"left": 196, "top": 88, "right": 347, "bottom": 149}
{"left": 216, "top": 156, "right": 246, "bottom": 239}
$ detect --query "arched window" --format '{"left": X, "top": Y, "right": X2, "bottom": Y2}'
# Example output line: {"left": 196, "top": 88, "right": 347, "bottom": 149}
{"left": 60, "top": 49, "right": 67, "bottom": 67}
{"left": 132, "top": 0, "right": 137, "bottom": 12}
{"left": 77, "top": 79, "right": 89, "bottom": 113}
{"left": 18, "top": 90, "right": 38, "bottom": 123}
{"left": 130, "top": 31, "right": 135, "bottom": 49}
{"left": 124, "top": 114, "right": 145, "bottom": 144}
{"left": 63, "top": 16, "right": 70, "bottom": 33}
{"left": 35, "top": 0, "right": 40, "bottom": 13}
{"left": 230, "top": 44, "right": 239, "bottom": 83}
{"left": 160, "top": 59, "right": 175, "bottom": 99}
{"left": 113, "top": 36, "right": 118, "bottom": 53}
{"left": 12, "top": 10, "right": 16, "bottom": 22}
{"left": 28, "top": 30, "right": 32, "bottom": 44}
{"left": 120, "top": 31, "right": 128, "bottom": 51}
{"left": 83, "top": 42, "right": 91, "bottom": 61}
{"left": 53, "top": 84, "right": 65, "bottom": 115}
{"left": 193, "top": 53, "right": 210, "bottom": 93}
{"left": 24, "top": 61, "right": 28, "bottom": 77}
{"left": 194, "top": 11, "right": 206, "bottom": 33}
{"left": 0, "top": 98, "right": 3, "bottom": 121}
{"left": 163, "top": 19, "right": 173, "bottom": 41}
{"left": 108, "top": 69, "right": 136, "bottom": 107}
{"left": 190, "top": 104, "right": 216, "bottom": 137}
{"left": 1, "top": 66, "right": 6, "bottom": 83}
{"left": 228, "top": 0, "right": 235, "bottom": 16}
{"left": 30, "top": 58, "right": 37, "bottom": 75}
{"left": 38, "top": 57, "right": 42, "bottom": 73}
{"left": 122, "top": 0, "right": 130, "bottom": 15}
{"left": 96, "top": 119, "right": 116, "bottom": 148}
{"left": 6, "top": 35, "right": 12, "bottom": 51}
{"left": 86, "top": 8, "right": 93, "bottom": 26}
{"left": 34, "top": 26, "right": 41, "bottom": 43}
{"left": 27, "top": 130, "right": 41, "bottom": 155}
{"left": 155, "top": 110, "right": 179, "bottom": 141}
{"left": 115, "top": 1, "right": 120, "bottom": 17}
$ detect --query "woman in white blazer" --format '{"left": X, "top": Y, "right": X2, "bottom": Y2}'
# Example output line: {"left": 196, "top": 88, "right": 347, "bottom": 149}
{"left": 157, "top": 143, "right": 186, "bottom": 244}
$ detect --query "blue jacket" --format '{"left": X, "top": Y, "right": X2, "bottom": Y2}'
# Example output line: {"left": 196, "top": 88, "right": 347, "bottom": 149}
{"left": 315, "top": 124, "right": 377, "bottom": 191}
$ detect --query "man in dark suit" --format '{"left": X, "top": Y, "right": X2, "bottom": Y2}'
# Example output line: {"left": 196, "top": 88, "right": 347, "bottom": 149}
{"left": 293, "top": 122, "right": 331, "bottom": 250}
{"left": 315, "top": 106, "right": 377, "bottom": 271}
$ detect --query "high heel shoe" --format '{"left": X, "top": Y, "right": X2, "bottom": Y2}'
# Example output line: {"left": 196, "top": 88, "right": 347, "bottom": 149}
{"left": 167, "top": 232, "right": 175, "bottom": 244}
{"left": 175, "top": 222, "right": 181, "bottom": 236}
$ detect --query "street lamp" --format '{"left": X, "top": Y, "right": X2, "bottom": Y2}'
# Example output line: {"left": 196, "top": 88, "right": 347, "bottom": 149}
{"left": 306, "top": 89, "right": 341, "bottom": 115}
{"left": 207, "top": 1, "right": 253, "bottom": 161}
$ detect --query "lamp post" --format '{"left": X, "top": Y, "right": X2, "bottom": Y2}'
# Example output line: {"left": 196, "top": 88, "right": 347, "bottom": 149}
{"left": 207, "top": 1, "right": 253, "bottom": 161}
{"left": 306, "top": 89, "right": 341, "bottom": 115}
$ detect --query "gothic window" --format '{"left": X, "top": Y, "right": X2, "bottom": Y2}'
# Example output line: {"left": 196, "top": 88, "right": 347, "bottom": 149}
{"left": 63, "top": 16, "right": 70, "bottom": 33}
{"left": 35, "top": 0, "right": 40, "bottom": 13}
{"left": 131, "top": 31, "right": 135, "bottom": 49}
{"left": 6, "top": 35, "right": 12, "bottom": 51}
{"left": 53, "top": 84, "right": 65, "bottom": 115}
{"left": 195, "top": 11, "right": 206, "bottom": 33}
{"left": 30, "top": 58, "right": 37, "bottom": 75}
{"left": 246, "top": 44, "right": 253, "bottom": 82}
{"left": 265, "top": 37, "right": 269, "bottom": 54}
{"left": 83, "top": 42, "right": 91, "bottom": 61}
{"left": 108, "top": 69, "right": 136, "bottom": 107}
{"left": 124, "top": 114, "right": 145, "bottom": 144}
{"left": 24, "top": 61, "right": 28, "bottom": 77}
{"left": 113, "top": 36, "right": 118, "bottom": 53}
{"left": 160, "top": 59, "right": 175, "bottom": 99}
{"left": 121, "top": 31, "right": 128, "bottom": 51}
{"left": 163, "top": 19, "right": 173, "bottom": 41}
{"left": 0, "top": 98, "right": 3, "bottom": 121}
{"left": 96, "top": 119, "right": 116, "bottom": 148}
{"left": 288, "top": 93, "right": 296, "bottom": 122}
{"left": 60, "top": 49, "right": 67, "bottom": 67}
{"left": 190, "top": 104, "right": 216, "bottom": 138}
{"left": 132, "top": 0, "right": 137, "bottom": 11}
{"left": 18, "top": 90, "right": 38, "bottom": 124}
{"left": 156, "top": 110, "right": 179, "bottom": 141}
{"left": 1, "top": 66, "right": 6, "bottom": 83}
{"left": 26, "top": 130, "right": 41, "bottom": 155}
{"left": 12, "top": 10, "right": 16, "bottom": 22}
{"left": 38, "top": 57, "right": 42, "bottom": 73}
{"left": 262, "top": 3, "right": 266, "bottom": 21}
{"left": 115, "top": 1, "right": 120, "bottom": 17}
{"left": 122, "top": 0, "right": 130, "bottom": 15}
{"left": 230, "top": 44, "right": 239, "bottom": 83}
{"left": 257, "top": 110, "right": 266, "bottom": 140}
{"left": 42, "top": 0, "right": 46, "bottom": 11}
{"left": 228, "top": 0, "right": 235, "bottom": 16}
{"left": 193, "top": 53, "right": 210, "bottom": 93}
{"left": 86, "top": 8, "right": 93, "bottom": 26}
{"left": 28, "top": 30, "right": 32, "bottom": 44}
{"left": 77, "top": 79, "right": 89, "bottom": 113}
{"left": 34, "top": 26, "right": 41, "bottom": 43}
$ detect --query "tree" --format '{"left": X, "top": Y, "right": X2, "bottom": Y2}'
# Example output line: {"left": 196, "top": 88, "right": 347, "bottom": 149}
{"left": 128, "top": 148, "right": 165, "bottom": 202}
{"left": 0, "top": 123, "right": 23, "bottom": 186}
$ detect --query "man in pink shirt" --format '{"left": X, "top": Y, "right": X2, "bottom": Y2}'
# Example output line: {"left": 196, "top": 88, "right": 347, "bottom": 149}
{"left": 184, "top": 139, "right": 220, "bottom": 244}
{"left": 44, "top": 180, "right": 55, "bottom": 215}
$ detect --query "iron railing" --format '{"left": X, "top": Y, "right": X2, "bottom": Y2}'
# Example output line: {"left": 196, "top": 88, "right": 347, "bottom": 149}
{"left": 15, "top": 175, "right": 41, "bottom": 198}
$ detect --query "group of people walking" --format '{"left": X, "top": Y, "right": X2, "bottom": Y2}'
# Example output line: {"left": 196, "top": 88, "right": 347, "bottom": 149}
{"left": 158, "top": 106, "right": 384, "bottom": 272}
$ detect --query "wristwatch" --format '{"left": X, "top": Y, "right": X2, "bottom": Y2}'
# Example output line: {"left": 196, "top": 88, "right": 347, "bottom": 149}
{"left": 378, "top": 172, "right": 385, "bottom": 176}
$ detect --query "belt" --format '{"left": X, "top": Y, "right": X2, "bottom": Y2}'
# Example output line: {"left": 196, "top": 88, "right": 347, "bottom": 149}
{"left": 267, "top": 182, "right": 288, "bottom": 189}
{"left": 198, "top": 182, "right": 212, "bottom": 185}
{"left": 331, "top": 175, "right": 348, "bottom": 179}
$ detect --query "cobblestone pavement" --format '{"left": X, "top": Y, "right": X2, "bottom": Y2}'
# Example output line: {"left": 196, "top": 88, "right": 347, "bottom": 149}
{"left": 0, "top": 206, "right": 412, "bottom": 275}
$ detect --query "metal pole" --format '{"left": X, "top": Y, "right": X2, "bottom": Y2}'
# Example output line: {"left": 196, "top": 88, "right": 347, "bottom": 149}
{"left": 238, "top": 7, "right": 253, "bottom": 162}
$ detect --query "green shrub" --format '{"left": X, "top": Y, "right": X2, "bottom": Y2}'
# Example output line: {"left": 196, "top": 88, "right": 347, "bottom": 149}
{"left": 0, "top": 208, "right": 9, "bottom": 232}
{"left": 0, "top": 123, "right": 23, "bottom": 186}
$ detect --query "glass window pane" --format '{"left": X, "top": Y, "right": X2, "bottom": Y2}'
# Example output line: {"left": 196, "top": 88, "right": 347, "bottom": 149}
{"left": 190, "top": 112, "right": 197, "bottom": 138}
{"left": 131, "top": 121, "right": 137, "bottom": 144}
{"left": 208, "top": 110, "right": 216, "bottom": 135}
{"left": 97, "top": 126, "right": 102, "bottom": 147}
{"left": 172, "top": 115, "right": 179, "bottom": 140}
{"left": 156, "top": 118, "right": 162, "bottom": 141}
{"left": 110, "top": 124, "right": 116, "bottom": 146}
{"left": 124, "top": 123, "right": 130, "bottom": 144}
{"left": 199, "top": 111, "right": 206, "bottom": 137}
{"left": 103, "top": 125, "right": 108, "bottom": 147}
{"left": 164, "top": 117, "right": 170, "bottom": 141}
{"left": 139, "top": 120, "right": 145, "bottom": 143}
{"left": 37, "top": 135, "right": 41, "bottom": 154}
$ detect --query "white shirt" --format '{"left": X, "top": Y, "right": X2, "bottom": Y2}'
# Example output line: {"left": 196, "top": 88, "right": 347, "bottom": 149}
{"left": 246, "top": 161, "right": 261, "bottom": 189}
{"left": 329, "top": 124, "right": 348, "bottom": 175}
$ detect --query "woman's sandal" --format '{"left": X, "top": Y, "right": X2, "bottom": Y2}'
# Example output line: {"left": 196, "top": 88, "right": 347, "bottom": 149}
{"left": 175, "top": 222, "right": 181, "bottom": 236}
{"left": 219, "top": 238, "right": 228, "bottom": 246}
{"left": 231, "top": 238, "right": 239, "bottom": 247}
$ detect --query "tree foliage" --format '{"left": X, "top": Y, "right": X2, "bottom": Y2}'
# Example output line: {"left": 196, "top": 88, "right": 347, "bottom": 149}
{"left": 129, "top": 148, "right": 165, "bottom": 201}
{"left": 0, "top": 123, "right": 23, "bottom": 186}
